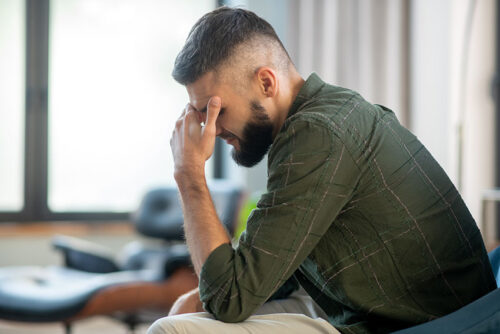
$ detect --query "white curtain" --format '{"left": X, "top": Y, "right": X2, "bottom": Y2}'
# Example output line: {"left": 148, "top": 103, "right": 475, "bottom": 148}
{"left": 285, "top": 0, "right": 410, "bottom": 127}
{"left": 282, "top": 0, "right": 497, "bottom": 239}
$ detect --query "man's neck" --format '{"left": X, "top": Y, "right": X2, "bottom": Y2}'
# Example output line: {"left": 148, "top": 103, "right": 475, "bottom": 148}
{"left": 273, "top": 69, "right": 305, "bottom": 138}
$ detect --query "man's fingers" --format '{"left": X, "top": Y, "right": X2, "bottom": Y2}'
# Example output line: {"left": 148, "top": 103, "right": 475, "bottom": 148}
{"left": 184, "top": 109, "right": 202, "bottom": 136}
{"left": 180, "top": 104, "right": 190, "bottom": 118}
{"left": 205, "top": 96, "right": 221, "bottom": 129}
{"left": 194, "top": 109, "right": 205, "bottom": 124}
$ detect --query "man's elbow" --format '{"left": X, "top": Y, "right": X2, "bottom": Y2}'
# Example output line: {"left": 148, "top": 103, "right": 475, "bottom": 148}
{"left": 219, "top": 311, "right": 254, "bottom": 323}
{"left": 205, "top": 300, "right": 256, "bottom": 323}
{"left": 212, "top": 310, "right": 253, "bottom": 323}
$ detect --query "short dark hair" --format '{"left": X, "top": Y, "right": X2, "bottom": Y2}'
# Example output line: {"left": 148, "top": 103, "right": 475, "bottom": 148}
{"left": 172, "top": 7, "right": 289, "bottom": 85}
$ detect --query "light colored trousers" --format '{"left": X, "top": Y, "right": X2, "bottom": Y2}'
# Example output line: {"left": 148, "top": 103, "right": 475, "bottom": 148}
{"left": 147, "top": 289, "right": 340, "bottom": 334}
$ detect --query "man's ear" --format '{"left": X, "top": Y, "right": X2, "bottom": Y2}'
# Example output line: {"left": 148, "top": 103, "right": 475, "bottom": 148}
{"left": 255, "top": 67, "right": 278, "bottom": 98}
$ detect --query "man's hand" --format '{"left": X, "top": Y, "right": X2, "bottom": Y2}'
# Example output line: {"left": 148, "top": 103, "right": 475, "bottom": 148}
{"left": 168, "top": 288, "right": 204, "bottom": 316}
{"left": 170, "top": 96, "right": 221, "bottom": 181}
{"left": 170, "top": 95, "right": 231, "bottom": 276}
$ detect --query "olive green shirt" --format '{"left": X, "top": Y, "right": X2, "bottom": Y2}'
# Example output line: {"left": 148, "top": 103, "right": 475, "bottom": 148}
{"left": 199, "top": 73, "right": 496, "bottom": 333}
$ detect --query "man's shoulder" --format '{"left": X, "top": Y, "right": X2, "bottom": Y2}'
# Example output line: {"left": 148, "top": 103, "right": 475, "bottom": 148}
{"left": 297, "top": 83, "right": 361, "bottom": 116}
{"left": 268, "top": 75, "right": 391, "bottom": 166}
{"left": 268, "top": 114, "right": 334, "bottom": 168}
{"left": 278, "top": 83, "right": 376, "bottom": 145}
{"left": 289, "top": 81, "right": 378, "bottom": 131}
{"left": 266, "top": 85, "right": 362, "bottom": 169}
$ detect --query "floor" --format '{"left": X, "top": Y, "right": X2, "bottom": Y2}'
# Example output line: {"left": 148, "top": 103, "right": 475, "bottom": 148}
{"left": 0, "top": 317, "right": 152, "bottom": 334}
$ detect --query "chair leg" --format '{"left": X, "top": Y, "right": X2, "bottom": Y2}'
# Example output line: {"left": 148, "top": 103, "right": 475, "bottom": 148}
{"left": 63, "top": 323, "right": 72, "bottom": 334}
{"left": 126, "top": 317, "right": 137, "bottom": 334}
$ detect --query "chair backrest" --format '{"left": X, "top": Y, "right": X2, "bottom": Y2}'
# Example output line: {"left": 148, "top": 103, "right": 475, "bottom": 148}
{"left": 133, "top": 181, "right": 243, "bottom": 241}
{"left": 392, "top": 247, "right": 500, "bottom": 333}
{"left": 488, "top": 245, "right": 500, "bottom": 287}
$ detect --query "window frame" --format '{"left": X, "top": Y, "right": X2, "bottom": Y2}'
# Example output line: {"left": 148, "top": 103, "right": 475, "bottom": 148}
{"left": 0, "top": 0, "right": 223, "bottom": 222}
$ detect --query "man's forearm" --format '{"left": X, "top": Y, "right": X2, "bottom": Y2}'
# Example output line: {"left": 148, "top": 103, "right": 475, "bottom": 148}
{"left": 176, "top": 172, "right": 231, "bottom": 276}
{"left": 170, "top": 97, "right": 229, "bottom": 276}
{"left": 168, "top": 288, "right": 205, "bottom": 316}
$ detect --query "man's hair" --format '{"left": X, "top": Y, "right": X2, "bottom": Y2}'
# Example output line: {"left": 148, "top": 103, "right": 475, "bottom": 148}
{"left": 172, "top": 7, "right": 290, "bottom": 85}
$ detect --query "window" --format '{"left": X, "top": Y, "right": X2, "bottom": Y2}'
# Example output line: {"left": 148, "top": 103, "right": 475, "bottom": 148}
{"left": 0, "top": 0, "right": 216, "bottom": 221}
{"left": 48, "top": 0, "right": 214, "bottom": 212}
{"left": 0, "top": 0, "right": 25, "bottom": 212}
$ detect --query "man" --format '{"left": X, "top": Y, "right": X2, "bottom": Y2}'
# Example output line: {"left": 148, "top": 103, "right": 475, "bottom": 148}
{"left": 148, "top": 7, "right": 496, "bottom": 334}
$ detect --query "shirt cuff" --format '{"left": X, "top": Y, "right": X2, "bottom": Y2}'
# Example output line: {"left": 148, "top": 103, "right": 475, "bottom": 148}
{"left": 199, "top": 242, "right": 235, "bottom": 309}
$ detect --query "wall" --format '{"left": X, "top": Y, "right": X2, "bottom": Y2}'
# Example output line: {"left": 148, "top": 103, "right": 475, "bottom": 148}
{"left": 460, "top": 0, "right": 495, "bottom": 230}
{"left": 411, "top": 0, "right": 495, "bottom": 227}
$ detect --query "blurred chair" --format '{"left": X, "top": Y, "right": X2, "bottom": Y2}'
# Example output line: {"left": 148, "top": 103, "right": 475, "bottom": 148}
{"left": 392, "top": 245, "right": 500, "bottom": 334}
{"left": 0, "top": 181, "right": 242, "bottom": 333}
{"left": 481, "top": 188, "right": 500, "bottom": 247}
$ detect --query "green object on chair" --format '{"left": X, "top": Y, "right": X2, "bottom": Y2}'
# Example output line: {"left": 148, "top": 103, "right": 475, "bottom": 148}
{"left": 234, "top": 192, "right": 262, "bottom": 241}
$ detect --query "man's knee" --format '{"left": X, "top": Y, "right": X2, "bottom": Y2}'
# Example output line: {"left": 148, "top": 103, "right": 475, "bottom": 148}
{"left": 147, "top": 313, "right": 214, "bottom": 334}
{"left": 147, "top": 316, "right": 179, "bottom": 334}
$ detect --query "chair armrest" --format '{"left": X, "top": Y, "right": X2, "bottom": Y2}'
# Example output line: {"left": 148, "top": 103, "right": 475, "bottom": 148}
{"left": 119, "top": 242, "right": 191, "bottom": 277}
{"left": 163, "top": 244, "right": 192, "bottom": 277}
{"left": 52, "top": 235, "right": 119, "bottom": 273}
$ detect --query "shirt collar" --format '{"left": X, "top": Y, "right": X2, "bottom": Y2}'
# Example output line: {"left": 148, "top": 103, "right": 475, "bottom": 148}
{"left": 287, "top": 72, "right": 326, "bottom": 120}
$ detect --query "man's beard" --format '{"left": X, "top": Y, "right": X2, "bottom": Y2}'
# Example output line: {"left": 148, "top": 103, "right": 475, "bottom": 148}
{"left": 231, "top": 101, "right": 274, "bottom": 167}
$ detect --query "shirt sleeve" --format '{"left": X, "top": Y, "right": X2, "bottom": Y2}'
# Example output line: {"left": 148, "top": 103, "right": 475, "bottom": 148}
{"left": 266, "top": 274, "right": 300, "bottom": 301}
{"left": 199, "top": 117, "right": 360, "bottom": 322}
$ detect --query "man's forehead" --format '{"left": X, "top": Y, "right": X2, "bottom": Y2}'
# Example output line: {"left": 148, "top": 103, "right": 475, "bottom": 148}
{"left": 186, "top": 71, "right": 218, "bottom": 111}
{"left": 187, "top": 91, "right": 210, "bottom": 112}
